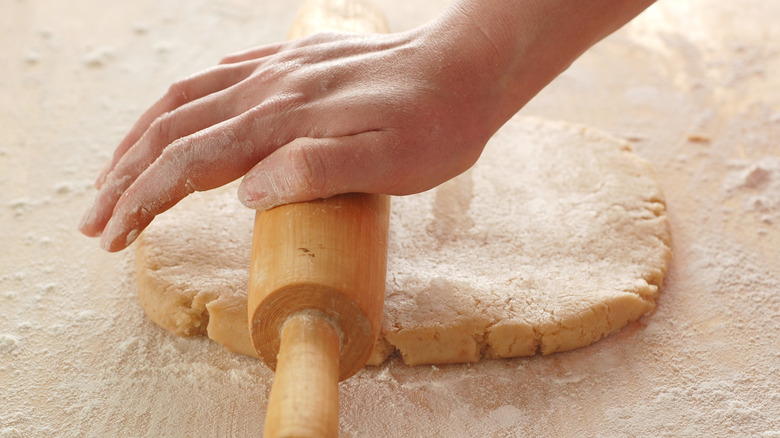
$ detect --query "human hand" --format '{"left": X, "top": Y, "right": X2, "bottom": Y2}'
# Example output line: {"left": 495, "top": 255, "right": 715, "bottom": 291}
{"left": 79, "top": 0, "right": 656, "bottom": 252}
{"left": 79, "top": 26, "right": 504, "bottom": 252}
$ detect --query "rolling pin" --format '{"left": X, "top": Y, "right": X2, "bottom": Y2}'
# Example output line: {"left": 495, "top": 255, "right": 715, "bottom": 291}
{"left": 247, "top": 1, "right": 391, "bottom": 437}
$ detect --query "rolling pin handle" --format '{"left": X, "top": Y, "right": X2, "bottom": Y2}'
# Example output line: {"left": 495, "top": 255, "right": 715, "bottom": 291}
{"left": 264, "top": 313, "right": 341, "bottom": 438}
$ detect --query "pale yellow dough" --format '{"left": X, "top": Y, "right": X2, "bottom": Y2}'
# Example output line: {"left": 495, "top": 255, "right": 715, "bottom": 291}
{"left": 135, "top": 116, "right": 671, "bottom": 366}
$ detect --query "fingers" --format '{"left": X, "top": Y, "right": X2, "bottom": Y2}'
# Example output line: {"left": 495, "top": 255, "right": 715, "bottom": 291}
{"left": 237, "top": 131, "right": 410, "bottom": 210}
{"left": 95, "top": 61, "right": 259, "bottom": 188}
{"left": 219, "top": 33, "right": 346, "bottom": 65}
{"left": 80, "top": 83, "right": 260, "bottom": 238}
{"left": 94, "top": 97, "right": 308, "bottom": 252}
{"left": 219, "top": 42, "right": 287, "bottom": 64}
{"left": 95, "top": 130, "right": 249, "bottom": 252}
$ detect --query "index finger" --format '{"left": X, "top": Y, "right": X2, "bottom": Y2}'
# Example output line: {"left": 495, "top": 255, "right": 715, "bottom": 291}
{"left": 95, "top": 61, "right": 259, "bottom": 188}
{"left": 98, "top": 94, "right": 307, "bottom": 251}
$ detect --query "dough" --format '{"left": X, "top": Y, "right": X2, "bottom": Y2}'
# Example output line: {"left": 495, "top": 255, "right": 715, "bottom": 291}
{"left": 135, "top": 116, "right": 671, "bottom": 366}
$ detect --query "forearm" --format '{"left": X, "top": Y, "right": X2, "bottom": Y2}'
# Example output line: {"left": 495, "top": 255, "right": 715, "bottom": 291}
{"left": 419, "top": 0, "right": 656, "bottom": 135}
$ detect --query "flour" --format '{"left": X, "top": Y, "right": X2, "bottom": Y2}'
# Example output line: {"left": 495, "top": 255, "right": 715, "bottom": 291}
{"left": 0, "top": 334, "right": 20, "bottom": 355}
{"left": 0, "top": 427, "right": 23, "bottom": 438}
{"left": 726, "top": 157, "right": 780, "bottom": 226}
{"left": 1, "top": 254, "right": 274, "bottom": 436}
{"left": 82, "top": 46, "right": 115, "bottom": 68}
{"left": 3, "top": 0, "right": 780, "bottom": 436}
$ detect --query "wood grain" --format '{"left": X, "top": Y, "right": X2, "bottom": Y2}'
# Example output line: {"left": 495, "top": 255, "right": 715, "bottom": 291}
{"left": 246, "top": 1, "right": 391, "bottom": 436}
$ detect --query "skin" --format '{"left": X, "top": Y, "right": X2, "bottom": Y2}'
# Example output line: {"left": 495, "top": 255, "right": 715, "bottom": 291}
{"left": 79, "top": 0, "right": 655, "bottom": 252}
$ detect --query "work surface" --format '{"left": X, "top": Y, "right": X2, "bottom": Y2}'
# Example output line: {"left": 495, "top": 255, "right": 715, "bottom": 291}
{"left": 2, "top": 1, "right": 778, "bottom": 436}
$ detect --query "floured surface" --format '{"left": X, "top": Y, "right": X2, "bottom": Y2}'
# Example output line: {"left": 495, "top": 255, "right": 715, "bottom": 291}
{"left": 2, "top": 1, "right": 779, "bottom": 437}
{"left": 136, "top": 116, "right": 670, "bottom": 366}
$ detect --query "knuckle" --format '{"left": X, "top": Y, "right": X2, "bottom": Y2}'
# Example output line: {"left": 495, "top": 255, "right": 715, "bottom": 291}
{"left": 219, "top": 54, "right": 239, "bottom": 64}
{"left": 166, "top": 79, "right": 191, "bottom": 106}
{"left": 148, "top": 112, "right": 176, "bottom": 145}
{"left": 157, "top": 136, "right": 200, "bottom": 192}
{"left": 165, "top": 134, "right": 191, "bottom": 154}
{"left": 288, "top": 32, "right": 337, "bottom": 49}
{"left": 249, "top": 92, "right": 307, "bottom": 121}
{"left": 254, "top": 53, "right": 302, "bottom": 80}
{"left": 270, "top": 92, "right": 307, "bottom": 112}
{"left": 288, "top": 142, "right": 329, "bottom": 198}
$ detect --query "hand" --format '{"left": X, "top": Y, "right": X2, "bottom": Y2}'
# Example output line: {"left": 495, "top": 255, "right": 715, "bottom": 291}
{"left": 79, "top": 0, "right": 655, "bottom": 252}
{"left": 79, "top": 26, "right": 503, "bottom": 252}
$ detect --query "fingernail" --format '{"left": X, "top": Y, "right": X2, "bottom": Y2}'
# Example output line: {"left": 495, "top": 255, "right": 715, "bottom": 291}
{"left": 78, "top": 206, "right": 98, "bottom": 235}
{"left": 95, "top": 161, "right": 112, "bottom": 189}
{"left": 125, "top": 228, "right": 140, "bottom": 247}
{"left": 239, "top": 189, "right": 269, "bottom": 209}
{"left": 99, "top": 218, "right": 122, "bottom": 251}
{"left": 78, "top": 208, "right": 90, "bottom": 231}
{"left": 99, "top": 222, "right": 114, "bottom": 251}
{"left": 100, "top": 218, "right": 139, "bottom": 252}
{"left": 238, "top": 177, "right": 271, "bottom": 209}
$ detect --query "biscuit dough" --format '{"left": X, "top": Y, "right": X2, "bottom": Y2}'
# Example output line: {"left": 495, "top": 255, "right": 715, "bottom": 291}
{"left": 135, "top": 116, "right": 671, "bottom": 366}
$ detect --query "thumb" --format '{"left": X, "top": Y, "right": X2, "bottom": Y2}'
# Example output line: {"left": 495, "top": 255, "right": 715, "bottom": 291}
{"left": 238, "top": 132, "right": 400, "bottom": 210}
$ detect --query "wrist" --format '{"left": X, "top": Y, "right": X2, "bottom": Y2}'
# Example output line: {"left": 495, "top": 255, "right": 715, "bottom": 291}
{"left": 417, "top": 0, "right": 656, "bottom": 134}
{"left": 405, "top": 5, "right": 522, "bottom": 145}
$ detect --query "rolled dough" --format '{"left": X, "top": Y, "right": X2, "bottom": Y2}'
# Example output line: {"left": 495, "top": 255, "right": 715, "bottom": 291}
{"left": 135, "top": 116, "right": 671, "bottom": 366}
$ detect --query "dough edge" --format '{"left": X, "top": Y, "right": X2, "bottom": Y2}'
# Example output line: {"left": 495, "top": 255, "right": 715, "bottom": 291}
{"left": 134, "top": 116, "right": 672, "bottom": 367}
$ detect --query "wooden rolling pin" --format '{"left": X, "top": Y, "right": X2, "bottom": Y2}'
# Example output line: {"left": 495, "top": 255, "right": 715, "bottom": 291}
{"left": 247, "top": 1, "right": 391, "bottom": 437}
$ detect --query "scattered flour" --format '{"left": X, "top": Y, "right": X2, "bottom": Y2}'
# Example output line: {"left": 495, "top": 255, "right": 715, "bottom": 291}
{"left": 725, "top": 157, "right": 780, "bottom": 226}
{"left": 0, "top": 334, "right": 20, "bottom": 354}
{"left": 2, "top": 0, "right": 779, "bottom": 437}
{"left": 81, "top": 46, "right": 115, "bottom": 68}
{"left": 0, "top": 428, "right": 23, "bottom": 438}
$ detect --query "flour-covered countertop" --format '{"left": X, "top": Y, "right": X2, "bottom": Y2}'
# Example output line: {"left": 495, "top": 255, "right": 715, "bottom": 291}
{"left": 1, "top": 1, "right": 778, "bottom": 436}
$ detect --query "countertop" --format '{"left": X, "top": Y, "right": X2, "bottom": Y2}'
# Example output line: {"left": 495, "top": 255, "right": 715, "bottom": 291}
{"left": 1, "top": 1, "right": 778, "bottom": 436}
